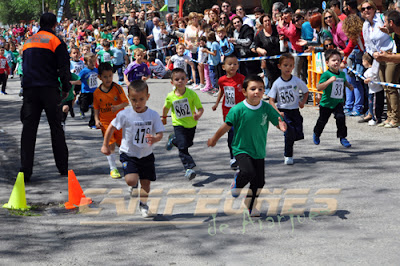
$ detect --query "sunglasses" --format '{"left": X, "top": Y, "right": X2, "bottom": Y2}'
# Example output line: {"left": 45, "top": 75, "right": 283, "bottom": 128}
{"left": 222, "top": 5, "right": 229, "bottom": 7}
{"left": 236, "top": 8, "right": 243, "bottom": 11}
{"left": 324, "top": 43, "right": 333, "bottom": 47}
{"left": 361, "top": 6, "right": 373, "bottom": 12}
{"left": 324, "top": 15, "right": 333, "bottom": 20}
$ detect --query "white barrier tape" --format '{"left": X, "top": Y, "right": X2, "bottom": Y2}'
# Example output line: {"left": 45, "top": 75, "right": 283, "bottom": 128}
{"left": 346, "top": 66, "right": 400, "bottom": 89}
{"left": 147, "top": 43, "right": 176, "bottom": 52}
{"left": 237, "top": 52, "right": 312, "bottom": 62}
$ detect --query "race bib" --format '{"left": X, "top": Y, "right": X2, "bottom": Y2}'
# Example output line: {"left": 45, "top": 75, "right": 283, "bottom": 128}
{"left": 132, "top": 121, "right": 152, "bottom": 147}
{"left": 0, "top": 59, "right": 5, "bottom": 69}
{"left": 74, "top": 64, "right": 84, "bottom": 74}
{"left": 330, "top": 78, "right": 344, "bottom": 99}
{"left": 173, "top": 98, "right": 192, "bottom": 119}
{"left": 224, "top": 86, "right": 235, "bottom": 107}
{"left": 278, "top": 87, "right": 296, "bottom": 104}
{"left": 103, "top": 53, "right": 111, "bottom": 62}
{"left": 88, "top": 73, "right": 98, "bottom": 88}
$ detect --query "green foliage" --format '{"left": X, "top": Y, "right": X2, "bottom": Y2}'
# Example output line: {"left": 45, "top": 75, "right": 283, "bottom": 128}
{"left": 0, "top": 0, "right": 41, "bottom": 24}
{"left": 182, "top": 0, "right": 216, "bottom": 15}
{"left": 261, "top": 0, "right": 273, "bottom": 14}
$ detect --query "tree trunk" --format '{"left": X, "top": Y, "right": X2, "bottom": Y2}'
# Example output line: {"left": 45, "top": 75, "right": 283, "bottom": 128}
{"left": 83, "top": 0, "right": 90, "bottom": 20}
{"left": 98, "top": 0, "right": 103, "bottom": 24}
{"left": 64, "top": 0, "right": 72, "bottom": 19}
{"left": 105, "top": 0, "right": 112, "bottom": 26}
{"left": 93, "top": 0, "right": 98, "bottom": 21}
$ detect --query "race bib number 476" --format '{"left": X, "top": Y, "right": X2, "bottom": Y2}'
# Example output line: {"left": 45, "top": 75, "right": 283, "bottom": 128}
{"left": 173, "top": 98, "right": 192, "bottom": 119}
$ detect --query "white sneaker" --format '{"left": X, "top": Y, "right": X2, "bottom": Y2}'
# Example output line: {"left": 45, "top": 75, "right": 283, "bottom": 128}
{"left": 192, "top": 84, "right": 202, "bottom": 90}
{"left": 284, "top": 156, "right": 294, "bottom": 165}
{"left": 368, "top": 120, "right": 377, "bottom": 126}
{"left": 128, "top": 184, "right": 139, "bottom": 197}
{"left": 139, "top": 203, "right": 151, "bottom": 218}
{"left": 189, "top": 84, "right": 198, "bottom": 89}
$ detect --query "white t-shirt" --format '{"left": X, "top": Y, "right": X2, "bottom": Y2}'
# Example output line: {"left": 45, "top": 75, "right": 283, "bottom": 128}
{"left": 268, "top": 76, "right": 309, "bottom": 109}
{"left": 197, "top": 46, "right": 208, "bottom": 64}
{"left": 171, "top": 54, "right": 191, "bottom": 73}
{"left": 152, "top": 26, "right": 163, "bottom": 49}
{"left": 111, "top": 107, "right": 165, "bottom": 158}
{"left": 363, "top": 68, "right": 383, "bottom": 93}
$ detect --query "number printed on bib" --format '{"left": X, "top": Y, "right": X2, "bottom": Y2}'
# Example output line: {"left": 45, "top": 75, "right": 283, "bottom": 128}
{"left": 278, "top": 86, "right": 296, "bottom": 104}
{"left": 331, "top": 78, "right": 344, "bottom": 99}
{"left": 88, "top": 74, "right": 98, "bottom": 88}
{"left": 173, "top": 98, "right": 192, "bottom": 119}
{"left": 133, "top": 121, "right": 152, "bottom": 147}
{"left": 224, "top": 86, "right": 235, "bottom": 107}
{"left": 0, "top": 59, "right": 6, "bottom": 69}
{"left": 74, "top": 65, "right": 84, "bottom": 74}
{"left": 103, "top": 53, "right": 111, "bottom": 62}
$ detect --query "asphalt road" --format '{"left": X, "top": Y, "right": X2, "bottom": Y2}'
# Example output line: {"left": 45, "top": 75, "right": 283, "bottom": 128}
{"left": 1, "top": 74, "right": 400, "bottom": 265}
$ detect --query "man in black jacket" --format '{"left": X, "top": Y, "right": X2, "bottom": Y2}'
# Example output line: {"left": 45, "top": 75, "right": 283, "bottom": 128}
{"left": 20, "top": 12, "right": 71, "bottom": 182}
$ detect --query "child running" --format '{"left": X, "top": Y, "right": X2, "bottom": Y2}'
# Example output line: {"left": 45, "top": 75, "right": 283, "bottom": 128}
{"left": 313, "top": 49, "right": 354, "bottom": 147}
{"left": 165, "top": 43, "right": 197, "bottom": 88}
{"left": 124, "top": 48, "right": 150, "bottom": 86}
{"left": 0, "top": 46, "right": 10, "bottom": 95}
{"left": 162, "top": 68, "right": 204, "bottom": 180}
{"left": 268, "top": 53, "right": 309, "bottom": 165}
{"left": 101, "top": 80, "right": 165, "bottom": 218}
{"left": 208, "top": 75, "right": 286, "bottom": 215}
{"left": 78, "top": 52, "right": 98, "bottom": 128}
{"left": 94, "top": 62, "right": 129, "bottom": 179}
{"left": 212, "top": 55, "right": 245, "bottom": 169}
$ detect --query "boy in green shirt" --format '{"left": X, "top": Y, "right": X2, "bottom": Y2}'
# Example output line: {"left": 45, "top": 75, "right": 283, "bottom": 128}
{"left": 162, "top": 68, "right": 204, "bottom": 181}
{"left": 97, "top": 41, "right": 114, "bottom": 64}
{"left": 129, "top": 36, "right": 147, "bottom": 61}
{"left": 313, "top": 49, "right": 354, "bottom": 148}
{"left": 208, "top": 75, "right": 286, "bottom": 215}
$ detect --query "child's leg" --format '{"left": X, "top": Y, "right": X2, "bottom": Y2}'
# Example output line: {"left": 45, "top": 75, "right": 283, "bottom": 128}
{"left": 117, "top": 65, "right": 124, "bottom": 82}
{"left": 0, "top": 73, "right": 6, "bottom": 93}
{"left": 368, "top": 93, "right": 375, "bottom": 120}
{"left": 125, "top": 173, "right": 139, "bottom": 187}
{"left": 333, "top": 103, "right": 347, "bottom": 139}
{"left": 227, "top": 127, "right": 234, "bottom": 159}
{"left": 198, "top": 63, "right": 205, "bottom": 85}
{"left": 139, "top": 179, "right": 150, "bottom": 204}
{"left": 204, "top": 64, "right": 212, "bottom": 90}
{"left": 62, "top": 105, "right": 69, "bottom": 123}
{"left": 209, "top": 65, "right": 216, "bottom": 88}
{"left": 282, "top": 110, "right": 295, "bottom": 158}
{"left": 375, "top": 90, "right": 385, "bottom": 123}
{"left": 107, "top": 143, "right": 117, "bottom": 170}
{"left": 313, "top": 106, "right": 333, "bottom": 137}
{"left": 88, "top": 94, "right": 95, "bottom": 127}
{"left": 173, "top": 126, "right": 196, "bottom": 170}
{"left": 245, "top": 158, "right": 265, "bottom": 212}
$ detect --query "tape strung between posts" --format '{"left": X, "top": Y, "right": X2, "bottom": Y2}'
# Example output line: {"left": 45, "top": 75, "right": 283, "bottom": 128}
{"left": 346, "top": 66, "right": 400, "bottom": 89}
{"left": 147, "top": 43, "right": 177, "bottom": 52}
{"left": 237, "top": 53, "right": 312, "bottom": 62}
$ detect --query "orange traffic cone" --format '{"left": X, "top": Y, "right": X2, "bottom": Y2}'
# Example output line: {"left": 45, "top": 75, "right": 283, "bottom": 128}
{"left": 65, "top": 170, "right": 92, "bottom": 210}
{"left": 3, "top": 172, "right": 30, "bottom": 210}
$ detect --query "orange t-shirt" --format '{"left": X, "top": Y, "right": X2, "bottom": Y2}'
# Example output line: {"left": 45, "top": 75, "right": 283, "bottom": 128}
{"left": 93, "top": 82, "right": 129, "bottom": 124}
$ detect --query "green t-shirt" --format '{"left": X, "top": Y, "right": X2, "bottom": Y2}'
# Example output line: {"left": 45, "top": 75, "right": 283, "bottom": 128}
{"left": 59, "top": 73, "right": 80, "bottom": 102}
{"left": 164, "top": 87, "right": 203, "bottom": 128}
{"left": 319, "top": 69, "right": 347, "bottom": 109}
{"left": 225, "top": 100, "right": 282, "bottom": 159}
{"left": 17, "top": 57, "right": 23, "bottom": 75}
{"left": 106, "top": 33, "right": 113, "bottom": 41}
{"left": 97, "top": 49, "right": 114, "bottom": 63}
{"left": 129, "top": 44, "right": 146, "bottom": 59}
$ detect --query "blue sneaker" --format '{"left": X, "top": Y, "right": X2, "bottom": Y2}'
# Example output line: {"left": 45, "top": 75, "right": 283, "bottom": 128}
{"left": 231, "top": 170, "right": 240, "bottom": 198}
{"left": 340, "top": 138, "right": 351, "bottom": 148}
{"left": 185, "top": 169, "right": 196, "bottom": 180}
{"left": 343, "top": 108, "right": 351, "bottom": 114}
{"left": 350, "top": 110, "right": 362, "bottom": 116}
{"left": 165, "top": 133, "right": 175, "bottom": 151}
{"left": 313, "top": 133, "right": 320, "bottom": 145}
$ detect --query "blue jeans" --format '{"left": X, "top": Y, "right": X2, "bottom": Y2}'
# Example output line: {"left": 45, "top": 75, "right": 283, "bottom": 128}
{"left": 345, "top": 72, "right": 364, "bottom": 112}
{"left": 368, "top": 91, "right": 384, "bottom": 123}
{"left": 209, "top": 65, "right": 217, "bottom": 88}
{"left": 172, "top": 126, "right": 196, "bottom": 170}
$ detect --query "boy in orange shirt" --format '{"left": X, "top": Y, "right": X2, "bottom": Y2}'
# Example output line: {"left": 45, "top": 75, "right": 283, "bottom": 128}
{"left": 94, "top": 62, "right": 129, "bottom": 178}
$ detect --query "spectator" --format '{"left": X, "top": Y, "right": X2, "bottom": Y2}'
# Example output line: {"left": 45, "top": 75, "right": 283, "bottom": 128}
{"left": 235, "top": 5, "right": 254, "bottom": 28}
{"left": 221, "top": 1, "right": 236, "bottom": 20}
{"left": 330, "top": 0, "right": 347, "bottom": 21}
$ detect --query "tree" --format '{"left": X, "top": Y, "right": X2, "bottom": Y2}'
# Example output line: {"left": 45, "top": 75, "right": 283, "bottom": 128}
{"left": 0, "top": 0, "right": 41, "bottom": 24}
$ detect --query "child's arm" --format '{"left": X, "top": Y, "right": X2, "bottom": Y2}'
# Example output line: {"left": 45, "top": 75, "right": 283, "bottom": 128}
{"left": 277, "top": 117, "right": 287, "bottom": 132}
{"left": 165, "top": 59, "right": 171, "bottom": 71}
{"left": 70, "top": 80, "right": 82, "bottom": 85}
{"left": 193, "top": 107, "right": 204, "bottom": 121}
{"left": 146, "top": 132, "right": 164, "bottom": 145}
{"left": 203, "top": 48, "right": 217, "bottom": 56}
{"left": 268, "top": 97, "right": 284, "bottom": 117}
{"left": 124, "top": 54, "right": 129, "bottom": 66}
{"left": 207, "top": 122, "right": 232, "bottom": 147}
{"left": 142, "top": 75, "right": 150, "bottom": 81}
{"left": 94, "top": 109, "right": 102, "bottom": 129}
{"left": 101, "top": 124, "right": 117, "bottom": 155}
{"left": 299, "top": 91, "right": 309, "bottom": 109}
{"left": 212, "top": 88, "right": 223, "bottom": 111}
{"left": 316, "top": 76, "right": 336, "bottom": 91}
{"left": 111, "top": 102, "right": 129, "bottom": 113}
{"left": 344, "top": 81, "right": 354, "bottom": 91}
{"left": 161, "top": 105, "right": 170, "bottom": 125}
{"left": 124, "top": 73, "right": 130, "bottom": 87}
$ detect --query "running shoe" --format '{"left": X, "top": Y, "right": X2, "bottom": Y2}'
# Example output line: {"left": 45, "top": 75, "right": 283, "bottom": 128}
{"left": 284, "top": 156, "right": 294, "bottom": 165}
{"left": 110, "top": 168, "right": 121, "bottom": 179}
{"left": 139, "top": 202, "right": 151, "bottom": 218}
{"left": 231, "top": 170, "right": 240, "bottom": 198}
{"left": 165, "top": 133, "right": 176, "bottom": 151}
{"left": 340, "top": 138, "right": 351, "bottom": 148}
{"left": 129, "top": 183, "right": 139, "bottom": 197}
{"left": 230, "top": 159, "right": 238, "bottom": 170}
{"left": 80, "top": 112, "right": 86, "bottom": 119}
{"left": 185, "top": 169, "right": 196, "bottom": 180}
{"left": 313, "top": 133, "right": 320, "bottom": 145}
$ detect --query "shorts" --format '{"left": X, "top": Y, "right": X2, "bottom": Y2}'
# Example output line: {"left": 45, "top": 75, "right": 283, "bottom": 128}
{"left": 101, "top": 123, "right": 122, "bottom": 146}
{"left": 120, "top": 153, "right": 156, "bottom": 181}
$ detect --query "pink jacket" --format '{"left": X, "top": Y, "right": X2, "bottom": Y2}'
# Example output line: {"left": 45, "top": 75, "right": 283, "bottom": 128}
{"left": 277, "top": 22, "right": 302, "bottom": 52}
{"left": 330, "top": 21, "right": 348, "bottom": 50}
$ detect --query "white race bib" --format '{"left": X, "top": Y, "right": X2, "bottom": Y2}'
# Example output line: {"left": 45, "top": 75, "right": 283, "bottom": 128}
{"left": 279, "top": 87, "right": 296, "bottom": 104}
{"left": 173, "top": 98, "right": 192, "bottom": 119}
{"left": 0, "top": 59, "right": 6, "bottom": 69}
{"left": 224, "top": 86, "right": 235, "bottom": 107}
{"left": 88, "top": 73, "right": 98, "bottom": 89}
{"left": 132, "top": 121, "right": 152, "bottom": 147}
{"left": 74, "top": 64, "right": 84, "bottom": 74}
{"left": 103, "top": 53, "right": 111, "bottom": 62}
{"left": 330, "top": 78, "right": 344, "bottom": 99}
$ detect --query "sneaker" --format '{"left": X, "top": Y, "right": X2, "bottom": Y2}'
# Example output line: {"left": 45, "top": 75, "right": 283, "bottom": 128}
{"left": 231, "top": 170, "right": 240, "bottom": 198}
{"left": 185, "top": 169, "right": 196, "bottom": 180}
{"left": 284, "top": 156, "right": 294, "bottom": 165}
{"left": 350, "top": 110, "right": 362, "bottom": 116}
{"left": 230, "top": 159, "right": 238, "bottom": 170}
{"left": 368, "top": 120, "right": 377, "bottom": 126}
{"left": 80, "top": 112, "right": 86, "bottom": 119}
{"left": 201, "top": 86, "right": 212, "bottom": 92}
{"left": 191, "top": 84, "right": 201, "bottom": 90}
{"left": 88, "top": 125, "right": 97, "bottom": 129}
{"left": 358, "top": 115, "right": 372, "bottom": 123}
{"left": 139, "top": 202, "right": 151, "bottom": 218}
{"left": 384, "top": 122, "right": 400, "bottom": 128}
{"left": 18, "top": 90, "right": 23, "bottom": 97}
{"left": 340, "top": 138, "right": 351, "bottom": 148}
{"left": 110, "top": 168, "right": 121, "bottom": 179}
{"left": 1, "top": 91, "right": 7, "bottom": 95}
{"left": 213, "top": 91, "right": 219, "bottom": 97}
{"left": 187, "top": 80, "right": 194, "bottom": 85}
{"left": 313, "top": 133, "right": 320, "bottom": 145}
{"left": 165, "top": 133, "right": 176, "bottom": 151}
{"left": 61, "top": 122, "right": 66, "bottom": 131}
{"left": 343, "top": 108, "right": 351, "bottom": 114}
{"left": 128, "top": 183, "right": 139, "bottom": 197}
{"left": 10, "top": 75, "right": 14, "bottom": 79}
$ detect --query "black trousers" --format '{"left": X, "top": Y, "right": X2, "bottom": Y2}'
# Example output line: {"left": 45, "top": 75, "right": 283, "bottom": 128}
{"left": 20, "top": 87, "right": 68, "bottom": 179}
{"left": 280, "top": 108, "right": 304, "bottom": 157}
{"left": 172, "top": 126, "right": 196, "bottom": 170}
{"left": 0, "top": 73, "right": 7, "bottom": 93}
{"left": 314, "top": 103, "right": 347, "bottom": 139}
{"left": 79, "top": 92, "right": 95, "bottom": 127}
{"left": 235, "top": 153, "right": 265, "bottom": 212}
